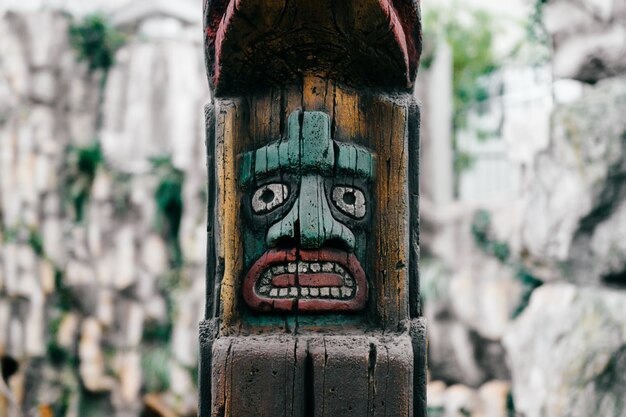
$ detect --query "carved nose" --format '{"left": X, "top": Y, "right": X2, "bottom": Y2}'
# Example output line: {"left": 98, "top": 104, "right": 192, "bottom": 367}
{"left": 266, "top": 175, "right": 355, "bottom": 251}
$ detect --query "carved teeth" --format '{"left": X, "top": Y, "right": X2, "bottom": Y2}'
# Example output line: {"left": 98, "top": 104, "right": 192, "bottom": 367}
{"left": 258, "top": 261, "right": 358, "bottom": 299}
{"left": 268, "top": 262, "right": 353, "bottom": 277}
{"left": 334, "top": 264, "right": 346, "bottom": 274}
{"left": 259, "top": 284, "right": 355, "bottom": 299}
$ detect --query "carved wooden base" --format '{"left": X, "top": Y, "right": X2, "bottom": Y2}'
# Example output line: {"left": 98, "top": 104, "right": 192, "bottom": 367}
{"left": 199, "top": 319, "right": 426, "bottom": 417}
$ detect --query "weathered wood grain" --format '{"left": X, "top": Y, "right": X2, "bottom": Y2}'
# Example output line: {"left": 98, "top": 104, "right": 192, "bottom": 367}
{"left": 209, "top": 334, "right": 417, "bottom": 416}
{"left": 214, "top": 99, "right": 245, "bottom": 333}
{"left": 311, "top": 337, "right": 370, "bottom": 416}
{"left": 201, "top": 0, "right": 425, "bottom": 414}
{"left": 410, "top": 318, "right": 427, "bottom": 417}
{"left": 199, "top": 319, "right": 219, "bottom": 417}
{"left": 408, "top": 102, "right": 421, "bottom": 318}
{"left": 205, "top": 104, "right": 218, "bottom": 319}
{"left": 370, "top": 335, "right": 414, "bottom": 416}
{"left": 204, "top": 0, "right": 422, "bottom": 95}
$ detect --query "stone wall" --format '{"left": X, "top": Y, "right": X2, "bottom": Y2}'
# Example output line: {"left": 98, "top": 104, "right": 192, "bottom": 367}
{"left": 0, "top": 10, "right": 209, "bottom": 417}
{"left": 506, "top": 56, "right": 626, "bottom": 417}
{"left": 544, "top": 0, "right": 626, "bottom": 83}
{"left": 503, "top": 1, "right": 626, "bottom": 416}
{"left": 419, "top": 2, "right": 626, "bottom": 416}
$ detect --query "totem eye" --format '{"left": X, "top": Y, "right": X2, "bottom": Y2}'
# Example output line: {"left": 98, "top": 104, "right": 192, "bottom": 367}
{"left": 251, "top": 183, "right": 289, "bottom": 214}
{"left": 331, "top": 186, "right": 366, "bottom": 219}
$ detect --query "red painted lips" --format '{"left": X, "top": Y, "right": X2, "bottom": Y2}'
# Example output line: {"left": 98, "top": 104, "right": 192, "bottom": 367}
{"left": 243, "top": 248, "right": 367, "bottom": 313}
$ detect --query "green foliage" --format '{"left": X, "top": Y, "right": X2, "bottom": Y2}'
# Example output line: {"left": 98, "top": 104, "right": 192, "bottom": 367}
{"left": 27, "top": 227, "right": 44, "bottom": 257}
{"left": 422, "top": 5, "right": 500, "bottom": 132}
{"left": 471, "top": 209, "right": 542, "bottom": 317}
{"left": 527, "top": 0, "right": 550, "bottom": 54}
{"left": 2, "top": 225, "right": 44, "bottom": 258}
{"left": 454, "top": 151, "right": 476, "bottom": 178}
{"left": 69, "top": 14, "right": 125, "bottom": 72}
{"left": 79, "top": 390, "right": 113, "bottom": 417}
{"left": 49, "top": 315, "right": 62, "bottom": 339}
{"left": 189, "top": 364, "right": 200, "bottom": 388}
{"left": 142, "top": 347, "right": 171, "bottom": 393}
{"left": 471, "top": 210, "right": 510, "bottom": 263}
{"left": 76, "top": 143, "right": 104, "bottom": 179}
{"left": 147, "top": 150, "right": 188, "bottom": 356}
{"left": 54, "top": 269, "right": 75, "bottom": 312}
{"left": 448, "top": 13, "right": 498, "bottom": 127}
{"left": 152, "top": 157, "right": 185, "bottom": 267}
{"left": 47, "top": 340, "right": 71, "bottom": 366}
{"left": 153, "top": 269, "right": 185, "bottom": 348}
{"left": 52, "top": 386, "right": 72, "bottom": 417}
{"left": 512, "top": 267, "right": 543, "bottom": 318}
{"left": 46, "top": 314, "right": 79, "bottom": 368}
{"left": 1, "top": 226, "right": 18, "bottom": 243}
{"left": 142, "top": 320, "right": 172, "bottom": 344}
{"left": 504, "top": 0, "right": 551, "bottom": 66}
{"left": 427, "top": 406, "right": 445, "bottom": 417}
{"left": 506, "top": 390, "right": 517, "bottom": 416}
{"left": 421, "top": 4, "right": 504, "bottom": 183}
{"left": 63, "top": 142, "right": 104, "bottom": 222}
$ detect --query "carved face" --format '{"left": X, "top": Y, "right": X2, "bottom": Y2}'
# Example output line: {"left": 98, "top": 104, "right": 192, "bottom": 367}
{"left": 241, "top": 111, "right": 375, "bottom": 313}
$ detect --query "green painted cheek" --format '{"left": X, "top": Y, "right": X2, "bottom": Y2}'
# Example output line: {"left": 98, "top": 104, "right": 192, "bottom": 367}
{"left": 265, "top": 203, "right": 298, "bottom": 248}
{"left": 353, "top": 233, "right": 368, "bottom": 267}
{"left": 243, "top": 230, "right": 266, "bottom": 268}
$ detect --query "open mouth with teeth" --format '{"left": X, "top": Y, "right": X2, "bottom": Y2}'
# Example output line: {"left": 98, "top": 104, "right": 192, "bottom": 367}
{"left": 243, "top": 248, "right": 367, "bottom": 312}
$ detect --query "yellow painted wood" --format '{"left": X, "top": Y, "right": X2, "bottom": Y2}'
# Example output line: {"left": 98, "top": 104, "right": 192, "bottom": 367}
{"left": 216, "top": 99, "right": 244, "bottom": 333}
{"left": 303, "top": 76, "right": 335, "bottom": 113}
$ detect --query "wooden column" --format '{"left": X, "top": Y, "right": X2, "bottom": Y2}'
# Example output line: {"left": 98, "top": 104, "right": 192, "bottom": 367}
{"left": 199, "top": 1, "right": 425, "bottom": 416}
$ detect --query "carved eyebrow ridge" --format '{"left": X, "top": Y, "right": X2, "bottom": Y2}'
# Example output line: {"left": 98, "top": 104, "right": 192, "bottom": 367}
{"left": 240, "top": 140, "right": 375, "bottom": 187}
{"left": 240, "top": 111, "right": 375, "bottom": 187}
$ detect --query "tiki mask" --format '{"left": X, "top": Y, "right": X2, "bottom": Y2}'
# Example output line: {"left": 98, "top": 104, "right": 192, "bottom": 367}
{"left": 240, "top": 110, "right": 375, "bottom": 313}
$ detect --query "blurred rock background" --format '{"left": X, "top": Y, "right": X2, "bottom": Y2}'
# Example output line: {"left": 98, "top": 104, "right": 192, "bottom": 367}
{"left": 419, "top": 0, "right": 626, "bottom": 417}
{"left": 0, "top": 0, "right": 624, "bottom": 416}
{"left": 0, "top": 1, "right": 207, "bottom": 416}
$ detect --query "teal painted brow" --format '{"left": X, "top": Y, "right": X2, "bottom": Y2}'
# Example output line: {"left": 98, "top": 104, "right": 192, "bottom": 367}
{"left": 241, "top": 111, "right": 375, "bottom": 186}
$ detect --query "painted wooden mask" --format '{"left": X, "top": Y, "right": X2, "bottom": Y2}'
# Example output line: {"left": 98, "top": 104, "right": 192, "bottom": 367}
{"left": 241, "top": 110, "right": 375, "bottom": 313}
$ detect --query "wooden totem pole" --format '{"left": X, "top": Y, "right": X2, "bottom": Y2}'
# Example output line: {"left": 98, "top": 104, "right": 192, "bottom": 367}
{"left": 199, "top": 1, "right": 425, "bottom": 415}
